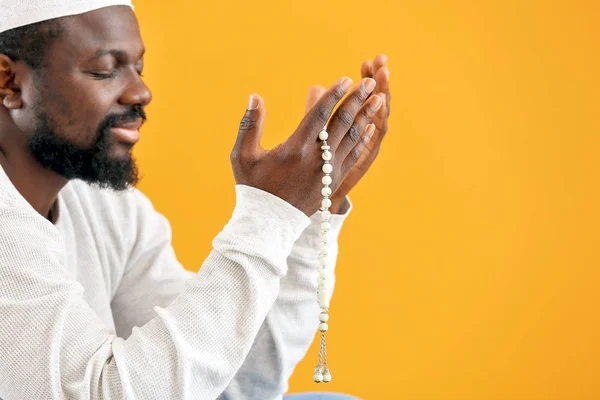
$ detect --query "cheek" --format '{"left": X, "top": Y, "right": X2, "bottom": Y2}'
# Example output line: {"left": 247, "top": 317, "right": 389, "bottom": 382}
{"left": 40, "top": 79, "right": 116, "bottom": 146}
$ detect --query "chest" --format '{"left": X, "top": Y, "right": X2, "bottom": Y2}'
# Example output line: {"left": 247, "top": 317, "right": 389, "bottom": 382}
{"left": 55, "top": 205, "right": 123, "bottom": 332}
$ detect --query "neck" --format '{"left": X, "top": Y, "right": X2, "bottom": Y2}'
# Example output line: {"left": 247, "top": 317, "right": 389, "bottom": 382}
{"left": 0, "top": 134, "right": 67, "bottom": 222}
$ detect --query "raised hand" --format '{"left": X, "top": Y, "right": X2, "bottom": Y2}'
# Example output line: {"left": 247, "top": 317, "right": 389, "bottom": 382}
{"left": 232, "top": 76, "right": 383, "bottom": 216}
{"left": 305, "top": 55, "right": 391, "bottom": 213}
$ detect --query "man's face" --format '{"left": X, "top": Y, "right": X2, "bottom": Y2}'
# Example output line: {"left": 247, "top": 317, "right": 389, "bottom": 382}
{"left": 18, "top": 6, "right": 152, "bottom": 190}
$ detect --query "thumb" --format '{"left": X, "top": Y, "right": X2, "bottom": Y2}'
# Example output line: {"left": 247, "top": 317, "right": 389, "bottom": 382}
{"left": 233, "top": 93, "right": 266, "bottom": 158}
{"left": 305, "top": 85, "right": 326, "bottom": 115}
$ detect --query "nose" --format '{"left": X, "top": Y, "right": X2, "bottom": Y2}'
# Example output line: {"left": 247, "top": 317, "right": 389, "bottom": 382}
{"left": 119, "top": 69, "right": 152, "bottom": 108}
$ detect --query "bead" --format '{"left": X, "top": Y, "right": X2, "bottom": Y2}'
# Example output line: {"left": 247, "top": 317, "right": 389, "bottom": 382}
{"left": 321, "top": 198, "right": 332, "bottom": 209}
{"left": 321, "top": 222, "right": 331, "bottom": 231}
{"left": 322, "top": 151, "right": 332, "bottom": 161}
{"left": 322, "top": 175, "right": 332, "bottom": 185}
{"left": 318, "top": 290, "right": 329, "bottom": 308}
{"left": 319, "top": 257, "right": 327, "bottom": 267}
{"left": 319, "top": 267, "right": 327, "bottom": 278}
{"left": 319, "top": 231, "right": 328, "bottom": 240}
{"left": 313, "top": 372, "right": 324, "bottom": 383}
{"left": 319, "top": 322, "right": 329, "bottom": 332}
{"left": 321, "top": 210, "right": 331, "bottom": 221}
{"left": 321, "top": 187, "right": 332, "bottom": 197}
{"left": 319, "top": 313, "right": 329, "bottom": 322}
{"left": 321, "top": 145, "right": 331, "bottom": 150}
{"left": 323, "top": 369, "right": 332, "bottom": 383}
{"left": 320, "top": 247, "right": 329, "bottom": 256}
{"left": 319, "top": 130, "right": 329, "bottom": 141}
{"left": 322, "top": 164, "right": 333, "bottom": 174}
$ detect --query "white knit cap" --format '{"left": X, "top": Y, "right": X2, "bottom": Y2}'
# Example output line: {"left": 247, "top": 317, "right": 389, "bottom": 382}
{"left": 0, "top": 0, "right": 134, "bottom": 34}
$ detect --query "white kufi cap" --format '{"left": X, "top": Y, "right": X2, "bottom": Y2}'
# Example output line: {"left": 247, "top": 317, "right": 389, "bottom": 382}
{"left": 0, "top": 0, "right": 134, "bottom": 34}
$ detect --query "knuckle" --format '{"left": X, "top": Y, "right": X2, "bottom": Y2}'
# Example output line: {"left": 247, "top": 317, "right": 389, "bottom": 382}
{"left": 362, "top": 105, "right": 374, "bottom": 119}
{"left": 354, "top": 88, "right": 369, "bottom": 103}
{"left": 239, "top": 115, "right": 257, "bottom": 131}
{"left": 348, "top": 123, "right": 361, "bottom": 144}
{"left": 351, "top": 147, "right": 363, "bottom": 162}
{"left": 316, "top": 106, "right": 331, "bottom": 123}
{"left": 335, "top": 109, "right": 354, "bottom": 126}
{"left": 331, "top": 86, "right": 346, "bottom": 102}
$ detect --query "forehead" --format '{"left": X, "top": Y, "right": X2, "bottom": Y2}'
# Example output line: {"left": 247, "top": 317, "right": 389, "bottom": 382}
{"left": 54, "top": 5, "right": 144, "bottom": 61}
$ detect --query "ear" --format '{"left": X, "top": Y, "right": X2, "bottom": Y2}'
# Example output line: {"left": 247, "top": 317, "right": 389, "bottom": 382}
{"left": 0, "top": 54, "right": 23, "bottom": 109}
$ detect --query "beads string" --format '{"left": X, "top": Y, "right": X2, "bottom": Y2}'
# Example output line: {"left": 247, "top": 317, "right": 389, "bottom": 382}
{"left": 314, "top": 127, "right": 333, "bottom": 384}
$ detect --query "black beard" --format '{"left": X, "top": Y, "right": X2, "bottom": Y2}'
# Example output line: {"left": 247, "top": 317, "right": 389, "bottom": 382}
{"left": 28, "top": 106, "right": 146, "bottom": 191}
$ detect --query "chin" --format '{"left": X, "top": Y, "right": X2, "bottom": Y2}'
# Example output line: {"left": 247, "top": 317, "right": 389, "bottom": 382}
{"left": 109, "top": 142, "right": 135, "bottom": 159}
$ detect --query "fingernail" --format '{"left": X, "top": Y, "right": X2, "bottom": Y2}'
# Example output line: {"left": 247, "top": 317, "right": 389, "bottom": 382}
{"left": 366, "top": 124, "right": 376, "bottom": 139}
{"left": 341, "top": 77, "right": 353, "bottom": 92}
{"left": 371, "top": 95, "right": 383, "bottom": 111}
{"left": 247, "top": 94, "right": 258, "bottom": 110}
{"left": 364, "top": 78, "right": 376, "bottom": 93}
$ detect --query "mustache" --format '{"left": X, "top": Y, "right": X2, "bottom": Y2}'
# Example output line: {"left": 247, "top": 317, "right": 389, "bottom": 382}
{"left": 101, "top": 106, "right": 147, "bottom": 131}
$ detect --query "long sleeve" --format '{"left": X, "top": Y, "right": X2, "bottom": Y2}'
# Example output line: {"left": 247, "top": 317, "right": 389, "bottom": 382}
{"left": 0, "top": 183, "right": 310, "bottom": 399}
{"left": 108, "top": 186, "right": 352, "bottom": 400}
{"left": 219, "top": 198, "right": 352, "bottom": 399}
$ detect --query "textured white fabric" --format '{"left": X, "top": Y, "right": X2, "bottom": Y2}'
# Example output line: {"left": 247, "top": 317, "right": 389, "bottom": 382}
{"left": 0, "top": 0, "right": 134, "bottom": 33}
{"left": 0, "top": 163, "right": 351, "bottom": 399}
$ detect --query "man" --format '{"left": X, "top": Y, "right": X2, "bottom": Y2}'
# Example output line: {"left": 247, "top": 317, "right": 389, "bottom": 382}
{"left": 0, "top": 1, "right": 391, "bottom": 399}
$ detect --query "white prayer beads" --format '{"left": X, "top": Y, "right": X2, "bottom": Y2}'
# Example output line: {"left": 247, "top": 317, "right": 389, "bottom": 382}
{"left": 323, "top": 369, "right": 332, "bottom": 383}
{"left": 313, "top": 368, "right": 324, "bottom": 383}
{"left": 314, "top": 126, "right": 333, "bottom": 383}
{"left": 313, "top": 367, "right": 332, "bottom": 383}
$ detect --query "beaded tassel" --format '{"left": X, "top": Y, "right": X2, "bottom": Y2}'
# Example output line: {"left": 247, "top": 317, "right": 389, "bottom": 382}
{"left": 314, "top": 127, "right": 333, "bottom": 384}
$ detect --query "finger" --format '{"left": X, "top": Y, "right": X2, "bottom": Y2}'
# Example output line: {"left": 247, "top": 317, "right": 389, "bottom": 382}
{"left": 361, "top": 60, "right": 373, "bottom": 78}
{"left": 335, "top": 95, "right": 383, "bottom": 159}
{"left": 305, "top": 85, "right": 326, "bottom": 115}
{"left": 374, "top": 65, "right": 390, "bottom": 102}
{"left": 232, "top": 93, "right": 266, "bottom": 159}
{"left": 340, "top": 123, "right": 376, "bottom": 176}
{"left": 293, "top": 76, "right": 353, "bottom": 145}
{"left": 325, "top": 77, "right": 376, "bottom": 148}
{"left": 372, "top": 54, "right": 387, "bottom": 78}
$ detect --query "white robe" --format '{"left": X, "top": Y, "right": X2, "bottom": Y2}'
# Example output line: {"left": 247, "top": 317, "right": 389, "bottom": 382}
{"left": 0, "top": 165, "right": 350, "bottom": 399}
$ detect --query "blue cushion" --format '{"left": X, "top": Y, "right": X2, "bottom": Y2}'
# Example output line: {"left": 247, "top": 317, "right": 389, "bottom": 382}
{"left": 284, "top": 393, "right": 362, "bottom": 400}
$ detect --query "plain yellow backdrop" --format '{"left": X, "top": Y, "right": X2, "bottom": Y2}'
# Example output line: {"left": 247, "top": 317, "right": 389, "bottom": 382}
{"left": 132, "top": 1, "right": 599, "bottom": 399}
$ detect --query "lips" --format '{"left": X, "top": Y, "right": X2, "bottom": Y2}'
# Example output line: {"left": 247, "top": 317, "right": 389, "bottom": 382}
{"left": 110, "top": 119, "right": 143, "bottom": 144}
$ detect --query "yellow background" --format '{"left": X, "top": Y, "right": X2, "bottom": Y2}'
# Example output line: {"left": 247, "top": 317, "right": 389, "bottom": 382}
{"left": 133, "top": 1, "right": 599, "bottom": 399}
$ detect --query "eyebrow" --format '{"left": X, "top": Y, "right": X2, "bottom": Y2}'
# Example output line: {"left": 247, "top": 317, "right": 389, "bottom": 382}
{"left": 93, "top": 48, "right": 146, "bottom": 62}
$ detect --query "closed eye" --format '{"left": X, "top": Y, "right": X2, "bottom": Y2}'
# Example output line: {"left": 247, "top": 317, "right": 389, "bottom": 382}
{"left": 89, "top": 70, "right": 117, "bottom": 79}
